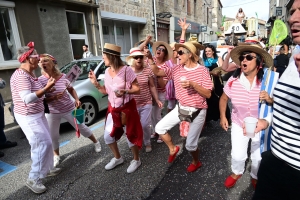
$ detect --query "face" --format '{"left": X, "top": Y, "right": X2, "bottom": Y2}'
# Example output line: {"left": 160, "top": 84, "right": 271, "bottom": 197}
{"left": 103, "top": 53, "right": 110, "bottom": 66}
{"left": 239, "top": 9, "right": 242, "bottom": 12}
{"left": 83, "top": 46, "right": 88, "bottom": 52}
{"left": 172, "top": 47, "right": 178, "bottom": 58}
{"left": 289, "top": 0, "right": 300, "bottom": 44}
{"left": 39, "top": 57, "right": 54, "bottom": 73}
{"left": 133, "top": 55, "right": 144, "bottom": 68}
{"left": 28, "top": 51, "right": 40, "bottom": 69}
{"left": 205, "top": 47, "right": 214, "bottom": 58}
{"left": 239, "top": 53, "right": 258, "bottom": 75}
{"left": 177, "top": 47, "right": 190, "bottom": 65}
{"left": 155, "top": 45, "right": 166, "bottom": 60}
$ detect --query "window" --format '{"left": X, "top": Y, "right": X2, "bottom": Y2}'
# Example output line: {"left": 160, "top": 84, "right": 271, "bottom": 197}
{"left": 112, "top": 27, "right": 124, "bottom": 35}
{"left": 102, "top": 26, "right": 109, "bottom": 35}
{"left": 0, "top": 2, "right": 21, "bottom": 64}
{"left": 194, "top": 0, "right": 197, "bottom": 17}
{"left": 187, "top": 0, "right": 191, "bottom": 15}
{"left": 66, "top": 11, "right": 88, "bottom": 60}
{"left": 207, "top": 7, "right": 209, "bottom": 24}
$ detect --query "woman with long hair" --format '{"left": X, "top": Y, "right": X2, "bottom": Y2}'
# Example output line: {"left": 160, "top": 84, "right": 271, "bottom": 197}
{"left": 88, "top": 43, "right": 143, "bottom": 173}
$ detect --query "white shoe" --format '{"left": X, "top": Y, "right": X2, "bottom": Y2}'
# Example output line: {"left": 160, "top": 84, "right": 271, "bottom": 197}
{"left": 54, "top": 155, "right": 60, "bottom": 167}
{"left": 145, "top": 146, "right": 152, "bottom": 153}
{"left": 150, "top": 133, "right": 157, "bottom": 139}
{"left": 157, "top": 137, "right": 164, "bottom": 144}
{"left": 47, "top": 168, "right": 62, "bottom": 177}
{"left": 94, "top": 141, "right": 101, "bottom": 153}
{"left": 127, "top": 159, "right": 141, "bottom": 173}
{"left": 26, "top": 178, "right": 47, "bottom": 194}
{"left": 105, "top": 157, "right": 124, "bottom": 170}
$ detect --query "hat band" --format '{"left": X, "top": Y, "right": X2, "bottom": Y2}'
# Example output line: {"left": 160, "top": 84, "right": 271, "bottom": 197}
{"left": 103, "top": 48, "right": 120, "bottom": 56}
{"left": 130, "top": 49, "right": 142, "bottom": 55}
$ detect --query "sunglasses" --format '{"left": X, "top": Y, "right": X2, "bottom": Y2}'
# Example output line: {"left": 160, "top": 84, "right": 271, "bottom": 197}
{"left": 238, "top": 54, "right": 257, "bottom": 62}
{"left": 177, "top": 50, "right": 187, "bottom": 56}
{"left": 29, "top": 55, "right": 40, "bottom": 59}
{"left": 156, "top": 47, "right": 166, "bottom": 52}
{"left": 133, "top": 55, "right": 144, "bottom": 60}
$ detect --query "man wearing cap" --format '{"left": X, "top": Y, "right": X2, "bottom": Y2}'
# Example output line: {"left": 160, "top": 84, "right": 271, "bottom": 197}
{"left": 252, "top": 0, "right": 300, "bottom": 198}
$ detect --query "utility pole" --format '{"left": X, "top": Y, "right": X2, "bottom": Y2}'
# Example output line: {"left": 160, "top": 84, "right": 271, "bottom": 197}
{"left": 153, "top": 0, "right": 158, "bottom": 41}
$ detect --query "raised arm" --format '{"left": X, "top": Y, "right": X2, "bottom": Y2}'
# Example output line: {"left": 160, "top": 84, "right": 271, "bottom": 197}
{"left": 222, "top": 46, "right": 239, "bottom": 72}
{"left": 88, "top": 69, "right": 107, "bottom": 94}
{"left": 139, "top": 35, "right": 152, "bottom": 50}
{"left": 178, "top": 18, "right": 190, "bottom": 43}
{"left": 144, "top": 49, "right": 166, "bottom": 77}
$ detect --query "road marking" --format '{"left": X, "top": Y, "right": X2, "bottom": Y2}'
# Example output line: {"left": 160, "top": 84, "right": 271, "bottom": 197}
{"left": 59, "top": 140, "right": 70, "bottom": 147}
{"left": 0, "top": 161, "right": 17, "bottom": 178}
{"left": 90, "top": 121, "right": 105, "bottom": 131}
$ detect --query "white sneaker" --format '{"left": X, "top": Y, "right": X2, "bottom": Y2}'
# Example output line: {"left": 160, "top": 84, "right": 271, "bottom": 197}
{"left": 54, "top": 155, "right": 60, "bottom": 167}
{"left": 105, "top": 157, "right": 124, "bottom": 170}
{"left": 94, "top": 141, "right": 101, "bottom": 153}
{"left": 151, "top": 133, "right": 157, "bottom": 139}
{"left": 145, "top": 146, "right": 152, "bottom": 153}
{"left": 47, "top": 168, "right": 62, "bottom": 177}
{"left": 26, "top": 178, "right": 47, "bottom": 194}
{"left": 127, "top": 159, "right": 141, "bottom": 173}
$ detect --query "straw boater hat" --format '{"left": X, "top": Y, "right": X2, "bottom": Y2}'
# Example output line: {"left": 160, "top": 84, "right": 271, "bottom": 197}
{"left": 230, "top": 44, "right": 273, "bottom": 67}
{"left": 188, "top": 36, "right": 205, "bottom": 50}
{"left": 152, "top": 41, "right": 173, "bottom": 61}
{"left": 126, "top": 47, "right": 144, "bottom": 65}
{"left": 134, "top": 39, "right": 153, "bottom": 47}
{"left": 174, "top": 42, "right": 199, "bottom": 62}
{"left": 102, "top": 43, "right": 121, "bottom": 56}
{"left": 169, "top": 42, "right": 176, "bottom": 49}
{"left": 239, "top": 37, "right": 261, "bottom": 46}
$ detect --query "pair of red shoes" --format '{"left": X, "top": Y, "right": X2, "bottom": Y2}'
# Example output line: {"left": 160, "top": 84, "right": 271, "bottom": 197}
{"left": 224, "top": 174, "right": 257, "bottom": 189}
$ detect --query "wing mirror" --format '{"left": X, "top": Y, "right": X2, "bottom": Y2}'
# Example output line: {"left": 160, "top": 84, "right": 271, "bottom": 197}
{"left": 97, "top": 74, "right": 105, "bottom": 81}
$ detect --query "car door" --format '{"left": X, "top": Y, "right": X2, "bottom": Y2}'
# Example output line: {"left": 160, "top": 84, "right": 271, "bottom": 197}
{"left": 94, "top": 62, "right": 108, "bottom": 110}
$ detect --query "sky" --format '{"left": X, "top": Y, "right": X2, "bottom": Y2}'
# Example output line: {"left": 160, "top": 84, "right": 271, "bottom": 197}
{"left": 221, "top": 0, "right": 270, "bottom": 21}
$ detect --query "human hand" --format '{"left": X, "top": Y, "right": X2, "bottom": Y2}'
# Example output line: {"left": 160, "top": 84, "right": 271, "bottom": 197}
{"left": 181, "top": 80, "right": 192, "bottom": 89}
{"left": 146, "top": 35, "right": 152, "bottom": 42}
{"left": 243, "top": 119, "right": 268, "bottom": 135}
{"left": 259, "top": 91, "right": 271, "bottom": 103}
{"left": 88, "top": 69, "right": 97, "bottom": 85}
{"left": 156, "top": 100, "right": 163, "bottom": 108}
{"left": 227, "top": 46, "right": 234, "bottom": 54}
{"left": 75, "top": 99, "right": 81, "bottom": 108}
{"left": 220, "top": 117, "right": 228, "bottom": 131}
{"left": 115, "top": 89, "right": 126, "bottom": 98}
{"left": 144, "top": 49, "right": 152, "bottom": 59}
{"left": 47, "top": 77, "right": 55, "bottom": 88}
{"left": 178, "top": 18, "right": 190, "bottom": 30}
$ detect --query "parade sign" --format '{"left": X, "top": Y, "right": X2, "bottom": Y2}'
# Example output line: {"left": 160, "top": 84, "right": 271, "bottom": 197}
{"left": 66, "top": 64, "right": 82, "bottom": 84}
{"left": 224, "top": 23, "right": 247, "bottom": 34}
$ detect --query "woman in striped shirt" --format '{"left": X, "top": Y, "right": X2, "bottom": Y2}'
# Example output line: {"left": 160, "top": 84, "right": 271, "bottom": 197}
{"left": 219, "top": 44, "right": 275, "bottom": 189}
{"left": 127, "top": 47, "right": 163, "bottom": 153}
{"left": 10, "top": 42, "right": 60, "bottom": 194}
{"left": 38, "top": 54, "right": 101, "bottom": 168}
{"left": 145, "top": 42, "right": 213, "bottom": 172}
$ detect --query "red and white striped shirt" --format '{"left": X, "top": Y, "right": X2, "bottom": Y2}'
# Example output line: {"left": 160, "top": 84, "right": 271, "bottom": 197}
{"left": 38, "top": 74, "right": 75, "bottom": 114}
{"left": 146, "top": 58, "right": 168, "bottom": 93}
{"left": 163, "top": 64, "right": 213, "bottom": 108}
{"left": 224, "top": 76, "right": 261, "bottom": 127}
{"left": 133, "top": 67, "right": 153, "bottom": 107}
{"left": 10, "top": 69, "right": 44, "bottom": 115}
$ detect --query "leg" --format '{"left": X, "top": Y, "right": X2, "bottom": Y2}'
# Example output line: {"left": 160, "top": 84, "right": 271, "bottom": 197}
{"left": 104, "top": 113, "right": 121, "bottom": 159}
{"left": 137, "top": 104, "right": 152, "bottom": 147}
{"left": 0, "top": 105, "right": 7, "bottom": 145}
{"left": 45, "top": 113, "right": 62, "bottom": 156}
{"left": 250, "top": 133, "right": 261, "bottom": 180}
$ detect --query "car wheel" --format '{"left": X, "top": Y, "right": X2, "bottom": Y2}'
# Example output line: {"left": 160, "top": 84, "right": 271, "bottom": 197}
{"left": 80, "top": 98, "right": 98, "bottom": 126}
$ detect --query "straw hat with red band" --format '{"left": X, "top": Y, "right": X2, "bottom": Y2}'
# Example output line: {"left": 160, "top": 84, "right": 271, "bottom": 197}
{"left": 152, "top": 41, "right": 173, "bottom": 61}
{"left": 102, "top": 43, "right": 121, "bottom": 56}
{"left": 174, "top": 42, "right": 199, "bottom": 62}
{"left": 230, "top": 44, "right": 273, "bottom": 68}
{"left": 18, "top": 41, "right": 35, "bottom": 63}
{"left": 126, "top": 47, "right": 144, "bottom": 65}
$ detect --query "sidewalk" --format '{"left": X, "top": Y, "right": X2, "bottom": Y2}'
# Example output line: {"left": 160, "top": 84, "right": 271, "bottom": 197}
{"left": 4, "top": 102, "right": 18, "bottom": 131}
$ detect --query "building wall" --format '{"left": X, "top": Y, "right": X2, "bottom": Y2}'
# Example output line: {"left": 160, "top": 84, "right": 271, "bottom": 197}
{"left": 212, "top": 0, "right": 222, "bottom": 41}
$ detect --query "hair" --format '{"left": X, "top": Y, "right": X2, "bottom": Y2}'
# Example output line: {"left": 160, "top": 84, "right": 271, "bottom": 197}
{"left": 39, "top": 54, "right": 61, "bottom": 76}
{"left": 17, "top": 46, "right": 37, "bottom": 63}
{"left": 238, "top": 8, "right": 243, "bottom": 12}
{"left": 232, "top": 51, "right": 264, "bottom": 83}
{"left": 202, "top": 45, "right": 218, "bottom": 60}
{"left": 182, "top": 48, "right": 197, "bottom": 63}
{"left": 104, "top": 53, "right": 124, "bottom": 69}
{"left": 83, "top": 44, "right": 88, "bottom": 48}
{"left": 158, "top": 45, "right": 169, "bottom": 62}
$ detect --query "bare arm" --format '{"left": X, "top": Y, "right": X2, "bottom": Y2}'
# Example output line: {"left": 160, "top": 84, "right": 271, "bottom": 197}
{"left": 222, "top": 46, "right": 238, "bottom": 72}
{"left": 178, "top": 18, "right": 190, "bottom": 42}
{"left": 149, "top": 77, "right": 163, "bottom": 108}
{"left": 139, "top": 35, "right": 152, "bottom": 50}
{"left": 219, "top": 92, "right": 229, "bottom": 131}
{"left": 218, "top": 56, "right": 223, "bottom": 68}
{"left": 67, "top": 86, "right": 81, "bottom": 107}
{"left": 117, "top": 78, "right": 140, "bottom": 97}
{"left": 88, "top": 69, "right": 107, "bottom": 94}
{"left": 144, "top": 49, "right": 166, "bottom": 77}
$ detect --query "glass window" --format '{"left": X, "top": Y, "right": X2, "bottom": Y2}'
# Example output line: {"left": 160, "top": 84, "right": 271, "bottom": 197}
{"left": 102, "top": 26, "right": 109, "bottom": 35}
{"left": 0, "top": 7, "right": 20, "bottom": 62}
{"left": 66, "top": 11, "right": 85, "bottom": 34}
{"left": 112, "top": 27, "right": 124, "bottom": 35}
{"left": 60, "top": 60, "right": 101, "bottom": 80}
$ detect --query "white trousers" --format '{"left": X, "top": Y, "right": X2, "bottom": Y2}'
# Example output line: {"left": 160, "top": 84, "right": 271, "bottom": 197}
{"left": 137, "top": 104, "right": 152, "bottom": 146}
{"left": 104, "top": 113, "right": 134, "bottom": 148}
{"left": 155, "top": 105, "right": 207, "bottom": 152}
{"left": 15, "top": 112, "right": 54, "bottom": 179}
{"left": 45, "top": 111, "right": 93, "bottom": 150}
{"left": 231, "top": 123, "right": 261, "bottom": 179}
{"left": 151, "top": 92, "right": 166, "bottom": 130}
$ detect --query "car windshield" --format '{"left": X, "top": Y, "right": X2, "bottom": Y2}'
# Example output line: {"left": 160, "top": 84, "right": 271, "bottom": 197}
{"left": 60, "top": 60, "right": 101, "bottom": 80}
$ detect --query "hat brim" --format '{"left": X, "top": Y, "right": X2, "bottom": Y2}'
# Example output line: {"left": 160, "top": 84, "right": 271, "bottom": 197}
{"left": 125, "top": 52, "right": 145, "bottom": 64}
{"left": 175, "top": 43, "right": 199, "bottom": 62}
{"left": 231, "top": 45, "right": 273, "bottom": 68}
{"left": 152, "top": 41, "right": 173, "bottom": 61}
{"left": 190, "top": 41, "right": 205, "bottom": 51}
{"left": 102, "top": 50, "right": 120, "bottom": 56}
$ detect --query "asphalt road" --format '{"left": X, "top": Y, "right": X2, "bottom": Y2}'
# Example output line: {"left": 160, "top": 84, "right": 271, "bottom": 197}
{"left": 1, "top": 105, "right": 255, "bottom": 200}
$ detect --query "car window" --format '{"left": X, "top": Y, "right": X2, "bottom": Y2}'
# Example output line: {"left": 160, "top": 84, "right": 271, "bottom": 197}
{"left": 61, "top": 60, "right": 101, "bottom": 80}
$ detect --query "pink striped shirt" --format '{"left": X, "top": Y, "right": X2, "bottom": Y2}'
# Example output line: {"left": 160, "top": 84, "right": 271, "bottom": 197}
{"left": 38, "top": 74, "right": 75, "bottom": 113}
{"left": 146, "top": 57, "right": 168, "bottom": 93}
{"left": 105, "top": 66, "right": 136, "bottom": 108}
{"left": 133, "top": 67, "right": 153, "bottom": 107}
{"left": 10, "top": 69, "right": 44, "bottom": 115}
{"left": 162, "top": 64, "right": 213, "bottom": 108}
{"left": 224, "top": 76, "right": 261, "bottom": 127}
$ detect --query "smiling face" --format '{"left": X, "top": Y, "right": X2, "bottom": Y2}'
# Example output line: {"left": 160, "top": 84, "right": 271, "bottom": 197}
{"left": 289, "top": 0, "right": 300, "bottom": 44}
{"left": 205, "top": 47, "right": 214, "bottom": 58}
{"left": 239, "top": 52, "right": 259, "bottom": 76}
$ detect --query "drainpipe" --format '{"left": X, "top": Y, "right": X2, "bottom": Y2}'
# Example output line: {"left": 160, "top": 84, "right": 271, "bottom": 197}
{"left": 96, "top": 0, "right": 104, "bottom": 52}
{"left": 153, "top": 0, "right": 158, "bottom": 41}
{"left": 91, "top": 8, "right": 98, "bottom": 56}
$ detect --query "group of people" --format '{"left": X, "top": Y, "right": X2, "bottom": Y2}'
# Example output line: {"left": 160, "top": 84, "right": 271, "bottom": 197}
{"left": 4, "top": 0, "right": 300, "bottom": 198}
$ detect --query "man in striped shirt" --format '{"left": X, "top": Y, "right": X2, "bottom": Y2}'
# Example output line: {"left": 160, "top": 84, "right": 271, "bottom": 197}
{"left": 252, "top": 1, "right": 300, "bottom": 198}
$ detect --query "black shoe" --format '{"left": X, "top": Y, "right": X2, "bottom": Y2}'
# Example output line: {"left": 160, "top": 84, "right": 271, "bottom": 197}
{"left": 0, "top": 151, "right": 4, "bottom": 157}
{"left": 0, "top": 141, "right": 17, "bottom": 149}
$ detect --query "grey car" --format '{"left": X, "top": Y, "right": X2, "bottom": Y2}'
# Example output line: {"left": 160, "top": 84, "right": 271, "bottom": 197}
{"left": 60, "top": 55, "right": 128, "bottom": 126}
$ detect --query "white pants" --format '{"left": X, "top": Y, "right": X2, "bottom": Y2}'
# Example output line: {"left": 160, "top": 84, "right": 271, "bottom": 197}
{"left": 15, "top": 112, "right": 54, "bottom": 179}
{"left": 45, "top": 111, "right": 93, "bottom": 150}
{"left": 104, "top": 113, "right": 134, "bottom": 148}
{"left": 152, "top": 91, "right": 166, "bottom": 130}
{"left": 155, "top": 105, "right": 207, "bottom": 151}
{"left": 231, "top": 123, "right": 261, "bottom": 179}
{"left": 137, "top": 104, "right": 152, "bottom": 146}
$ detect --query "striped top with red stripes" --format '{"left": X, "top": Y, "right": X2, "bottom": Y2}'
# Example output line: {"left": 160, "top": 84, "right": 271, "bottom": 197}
{"left": 10, "top": 69, "right": 44, "bottom": 115}
{"left": 162, "top": 64, "right": 213, "bottom": 108}
{"left": 146, "top": 57, "right": 168, "bottom": 93}
{"left": 224, "top": 76, "right": 261, "bottom": 127}
{"left": 38, "top": 74, "right": 75, "bottom": 114}
{"left": 133, "top": 67, "right": 154, "bottom": 107}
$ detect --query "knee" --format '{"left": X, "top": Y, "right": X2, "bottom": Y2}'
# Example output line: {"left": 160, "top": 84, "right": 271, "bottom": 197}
{"left": 104, "top": 132, "right": 115, "bottom": 144}
{"left": 155, "top": 121, "right": 166, "bottom": 134}
{"left": 231, "top": 150, "right": 247, "bottom": 161}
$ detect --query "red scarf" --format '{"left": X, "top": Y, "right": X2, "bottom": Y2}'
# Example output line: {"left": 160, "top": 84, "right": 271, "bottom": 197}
{"left": 18, "top": 42, "right": 35, "bottom": 63}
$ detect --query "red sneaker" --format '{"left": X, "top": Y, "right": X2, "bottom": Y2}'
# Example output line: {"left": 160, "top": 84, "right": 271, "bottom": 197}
{"left": 187, "top": 161, "right": 202, "bottom": 172}
{"left": 224, "top": 174, "right": 242, "bottom": 188}
{"left": 251, "top": 178, "right": 257, "bottom": 190}
{"left": 168, "top": 146, "right": 180, "bottom": 163}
